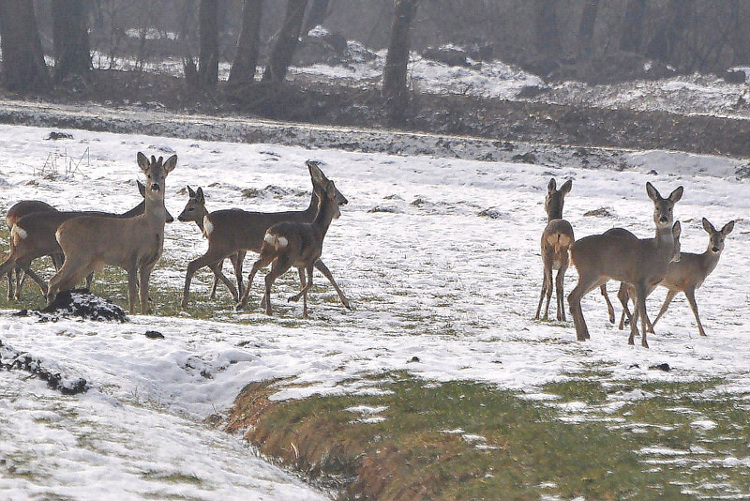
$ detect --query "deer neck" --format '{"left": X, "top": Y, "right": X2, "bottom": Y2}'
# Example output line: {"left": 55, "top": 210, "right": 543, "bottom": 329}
{"left": 653, "top": 224, "right": 675, "bottom": 261}
{"left": 144, "top": 194, "right": 168, "bottom": 228}
{"left": 701, "top": 246, "right": 721, "bottom": 276}
{"left": 193, "top": 206, "right": 209, "bottom": 231}
{"left": 547, "top": 206, "right": 563, "bottom": 222}
{"left": 305, "top": 190, "right": 321, "bottom": 218}
{"left": 312, "top": 195, "right": 336, "bottom": 238}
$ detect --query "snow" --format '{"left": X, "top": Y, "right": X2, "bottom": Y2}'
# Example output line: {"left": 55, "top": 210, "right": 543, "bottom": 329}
{"left": 0, "top": 117, "right": 748, "bottom": 497}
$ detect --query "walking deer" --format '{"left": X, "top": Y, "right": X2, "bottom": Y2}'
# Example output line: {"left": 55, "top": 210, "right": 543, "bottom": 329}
{"left": 534, "top": 178, "right": 615, "bottom": 322}
{"left": 567, "top": 182, "right": 683, "bottom": 348}
{"left": 46, "top": 153, "right": 177, "bottom": 314}
{"left": 5, "top": 200, "right": 59, "bottom": 299}
{"left": 616, "top": 217, "right": 733, "bottom": 337}
{"left": 0, "top": 181, "right": 170, "bottom": 301}
{"left": 236, "top": 165, "right": 347, "bottom": 317}
{"left": 177, "top": 186, "right": 245, "bottom": 302}
{"left": 180, "top": 160, "right": 350, "bottom": 310}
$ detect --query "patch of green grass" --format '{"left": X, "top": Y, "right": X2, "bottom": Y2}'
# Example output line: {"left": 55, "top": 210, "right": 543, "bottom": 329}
{"left": 234, "top": 372, "right": 748, "bottom": 500}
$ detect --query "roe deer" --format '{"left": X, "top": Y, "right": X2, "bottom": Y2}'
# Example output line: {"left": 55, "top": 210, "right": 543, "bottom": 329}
{"left": 177, "top": 186, "right": 245, "bottom": 302}
{"left": 180, "top": 160, "right": 350, "bottom": 310}
{"left": 0, "top": 181, "right": 170, "bottom": 301}
{"left": 534, "top": 178, "right": 615, "bottom": 322}
{"left": 617, "top": 218, "right": 733, "bottom": 337}
{"left": 567, "top": 182, "right": 683, "bottom": 348}
{"left": 5, "top": 200, "right": 59, "bottom": 299}
{"left": 46, "top": 153, "right": 177, "bottom": 314}
{"left": 236, "top": 166, "right": 347, "bottom": 317}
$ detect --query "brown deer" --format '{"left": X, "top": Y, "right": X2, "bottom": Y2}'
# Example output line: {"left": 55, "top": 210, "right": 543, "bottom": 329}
{"left": 5, "top": 200, "right": 59, "bottom": 299}
{"left": 0, "top": 181, "right": 171, "bottom": 301}
{"left": 177, "top": 186, "right": 245, "bottom": 302}
{"left": 180, "top": 160, "right": 350, "bottom": 311}
{"left": 534, "top": 178, "right": 615, "bottom": 322}
{"left": 616, "top": 217, "right": 733, "bottom": 337}
{"left": 567, "top": 182, "right": 683, "bottom": 348}
{"left": 236, "top": 165, "right": 347, "bottom": 317}
{"left": 46, "top": 153, "right": 177, "bottom": 314}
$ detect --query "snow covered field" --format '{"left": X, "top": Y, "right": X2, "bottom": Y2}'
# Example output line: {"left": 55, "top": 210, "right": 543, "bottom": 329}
{"left": 1, "top": 122, "right": 749, "bottom": 497}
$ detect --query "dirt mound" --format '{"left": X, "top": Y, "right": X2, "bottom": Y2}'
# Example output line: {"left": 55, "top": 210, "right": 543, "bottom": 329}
{"left": 36, "top": 289, "right": 129, "bottom": 322}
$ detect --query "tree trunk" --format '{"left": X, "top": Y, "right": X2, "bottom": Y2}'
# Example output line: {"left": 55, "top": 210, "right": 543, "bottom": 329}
{"left": 382, "top": 0, "right": 419, "bottom": 124}
{"left": 52, "top": 0, "right": 92, "bottom": 82}
{"left": 198, "top": 0, "right": 220, "bottom": 88}
{"left": 578, "top": 0, "right": 600, "bottom": 57}
{"left": 646, "top": 0, "right": 694, "bottom": 66}
{"left": 620, "top": 0, "right": 647, "bottom": 52}
{"left": 534, "top": 0, "right": 560, "bottom": 58}
{"left": 261, "top": 0, "right": 308, "bottom": 85}
{"left": 0, "top": 0, "right": 50, "bottom": 92}
{"left": 228, "top": 0, "right": 264, "bottom": 85}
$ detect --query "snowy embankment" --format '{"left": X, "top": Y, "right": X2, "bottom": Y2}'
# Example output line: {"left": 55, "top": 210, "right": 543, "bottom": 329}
{"left": 0, "top": 120, "right": 749, "bottom": 497}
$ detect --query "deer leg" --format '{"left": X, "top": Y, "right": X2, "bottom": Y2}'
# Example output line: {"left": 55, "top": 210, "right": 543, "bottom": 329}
{"left": 617, "top": 283, "right": 633, "bottom": 330}
{"left": 651, "top": 289, "right": 678, "bottom": 331}
{"left": 682, "top": 287, "right": 707, "bottom": 337}
{"left": 633, "top": 283, "right": 649, "bottom": 348}
{"left": 139, "top": 265, "right": 154, "bottom": 314}
{"left": 535, "top": 263, "right": 552, "bottom": 320}
{"left": 210, "top": 261, "right": 238, "bottom": 302}
{"left": 600, "top": 284, "right": 615, "bottom": 324}
{"left": 232, "top": 251, "right": 246, "bottom": 300}
{"left": 182, "top": 249, "right": 231, "bottom": 308}
{"left": 314, "top": 259, "right": 351, "bottom": 309}
{"left": 209, "top": 259, "right": 222, "bottom": 299}
{"left": 303, "top": 264, "right": 315, "bottom": 318}
{"left": 124, "top": 266, "right": 138, "bottom": 315}
{"left": 6, "top": 271, "right": 13, "bottom": 301}
{"left": 263, "top": 257, "right": 293, "bottom": 316}
{"left": 568, "top": 275, "right": 605, "bottom": 341}
{"left": 288, "top": 267, "right": 308, "bottom": 303}
{"left": 237, "top": 255, "right": 273, "bottom": 309}
{"left": 555, "top": 262, "right": 568, "bottom": 321}
{"left": 47, "top": 259, "right": 92, "bottom": 307}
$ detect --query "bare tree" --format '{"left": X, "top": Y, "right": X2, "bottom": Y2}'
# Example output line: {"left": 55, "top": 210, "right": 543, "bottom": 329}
{"left": 578, "top": 0, "right": 600, "bottom": 57}
{"left": 228, "top": 0, "right": 264, "bottom": 85}
{"left": 0, "top": 0, "right": 50, "bottom": 92}
{"left": 198, "top": 0, "right": 220, "bottom": 87}
{"left": 52, "top": 0, "right": 92, "bottom": 82}
{"left": 534, "top": 0, "right": 561, "bottom": 58}
{"left": 261, "top": 0, "right": 309, "bottom": 85}
{"left": 620, "top": 0, "right": 647, "bottom": 52}
{"left": 383, "top": 0, "right": 420, "bottom": 123}
{"left": 646, "top": 0, "right": 695, "bottom": 67}
{"left": 302, "top": 0, "right": 330, "bottom": 36}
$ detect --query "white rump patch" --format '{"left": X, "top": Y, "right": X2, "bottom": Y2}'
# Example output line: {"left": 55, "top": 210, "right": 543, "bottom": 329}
{"left": 202, "top": 216, "right": 213, "bottom": 238}
{"left": 11, "top": 225, "right": 27, "bottom": 240}
{"left": 264, "top": 233, "right": 275, "bottom": 245}
{"left": 276, "top": 236, "right": 288, "bottom": 248}
{"left": 264, "top": 232, "right": 288, "bottom": 250}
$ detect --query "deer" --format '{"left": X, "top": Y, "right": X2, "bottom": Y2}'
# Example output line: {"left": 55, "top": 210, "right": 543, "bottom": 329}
{"left": 567, "top": 182, "right": 683, "bottom": 348}
{"left": 46, "top": 153, "right": 176, "bottom": 314}
{"left": 236, "top": 165, "right": 347, "bottom": 318}
{"left": 180, "top": 160, "right": 351, "bottom": 311}
{"left": 0, "top": 181, "right": 171, "bottom": 301}
{"left": 534, "top": 178, "right": 615, "bottom": 323}
{"left": 616, "top": 217, "right": 733, "bottom": 337}
{"left": 5, "top": 200, "right": 59, "bottom": 300}
{"left": 177, "top": 186, "right": 245, "bottom": 302}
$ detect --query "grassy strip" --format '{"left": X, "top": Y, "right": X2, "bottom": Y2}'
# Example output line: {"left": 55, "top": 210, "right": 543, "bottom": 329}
{"left": 221, "top": 371, "right": 750, "bottom": 500}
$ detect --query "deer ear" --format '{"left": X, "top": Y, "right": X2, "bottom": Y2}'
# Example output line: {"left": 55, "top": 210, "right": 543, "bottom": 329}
{"left": 702, "top": 217, "right": 715, "bottom": 234}
{"left": 547, "top": 178, "right": 556, "bottom": 193}
{"left": 672, "top": 220, "right": 681, "bottom": 238}
{"left": 668, "top": 186, "right": 684, "bottom": 203}
{"left": 163, "top": 155, "right": 178, "bottom": 174}
{"left": 307, "top": 160, "right": 326, "bottom": 185}
{"left": 137, "top": 152, "right": 150, "bottom": 172}
{"left": 187, "top": 186, "right": 195, "bottom": 197}
{"left": 137, "top": 180, "right": 146, "bottom": 197}
{"left": 559, "top": 179, "right": 572, "bottom": 195}
{"left": 721, "top": 220, "right": 735, "bottom": 235}
{"left": 196, "top": 187, "right": 205, "bottom": 203}
{"left": 646, "top": 182, "right": 660, "bottom": 202}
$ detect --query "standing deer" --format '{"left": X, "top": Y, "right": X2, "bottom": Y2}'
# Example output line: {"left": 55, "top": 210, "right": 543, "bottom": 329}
{"left": 46, "top": 153, "right": 176, "bottom": 314}
{"left": 0, "top": 182, "right": 170, "bottom": 301}
{"left": 236, "top": 166, "right": 347, "bottom": 317}
{"left": 534, "top": 178, "right": 615, "bottom": 322}
{"left": 616, "top": 217, "right": 733, "bottom": 337}
{"left": 180, "top": 160, "right": 350, "bottom": 311}
{"left": 5, "top": 200, "right": 59, "bottom": 299}
{"left": 567, "top": 182, "right": 683, "bottom": 348}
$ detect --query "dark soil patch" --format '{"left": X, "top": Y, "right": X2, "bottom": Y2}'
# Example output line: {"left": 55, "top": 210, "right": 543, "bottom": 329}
{"left": 3, "top": 68, "right": 750, "bottom": 158}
